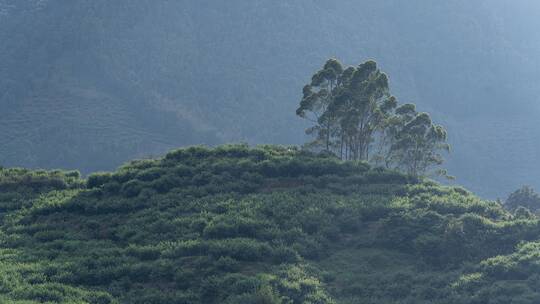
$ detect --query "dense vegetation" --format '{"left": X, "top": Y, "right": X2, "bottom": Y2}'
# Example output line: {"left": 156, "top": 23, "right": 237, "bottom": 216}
{"left": 1, "top": 145, "right": 540, "bottom": 303}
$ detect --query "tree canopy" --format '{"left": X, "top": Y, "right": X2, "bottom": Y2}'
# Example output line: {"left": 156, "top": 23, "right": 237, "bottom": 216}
{"left": 297, "top": 58, "right": 450, "bottom": 177}
{"left": 505, "top": 185, "right": 540, "bottom": 212}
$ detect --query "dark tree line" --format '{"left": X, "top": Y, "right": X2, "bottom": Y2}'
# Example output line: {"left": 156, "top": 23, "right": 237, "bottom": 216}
{"left": 297, "top": 58, "right": 450, "bottom": 177}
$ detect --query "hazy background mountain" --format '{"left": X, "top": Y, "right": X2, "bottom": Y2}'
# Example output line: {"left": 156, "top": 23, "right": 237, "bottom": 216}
{"left": 1, "top": 0, "right": 540, "bottom": 198}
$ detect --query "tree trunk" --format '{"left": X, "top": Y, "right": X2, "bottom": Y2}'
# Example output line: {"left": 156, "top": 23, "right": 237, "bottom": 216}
{"left": 340, "top": 133, "right": 344, "bottom": 160}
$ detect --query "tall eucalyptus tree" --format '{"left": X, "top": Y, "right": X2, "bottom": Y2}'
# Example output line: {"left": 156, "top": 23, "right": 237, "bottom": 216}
{"left": 297, "top": 59, "right": 396, "bottom": 161}
{"left": 298, "top": 58, "right": 450, "bottom": 177}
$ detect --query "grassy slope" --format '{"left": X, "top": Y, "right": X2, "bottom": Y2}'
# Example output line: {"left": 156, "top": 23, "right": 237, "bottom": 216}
{"left": 0, "top": 145, "right": 539, "bottom": 303}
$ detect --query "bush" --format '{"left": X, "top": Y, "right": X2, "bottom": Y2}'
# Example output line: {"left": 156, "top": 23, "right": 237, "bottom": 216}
{"left": 121, "top": 180, "right": 144, "bottom": 197}
{"left": 87, "top": 172, "right": 113, "bottom": 189}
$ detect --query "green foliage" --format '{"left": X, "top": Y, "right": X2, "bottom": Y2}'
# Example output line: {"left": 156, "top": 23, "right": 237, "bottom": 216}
{"left": 0, "top": 168, "right": 83, "bottom": 193}
{"left": 225, "top": 284, "right": 283, "bottom": 304}
{"left": 0, "top": 145, "right": 539, "bottom": 303}
{"left": 297, "top": 59, "right": 450, "bottom": 177}
{"left": 297, "top": 59, "right": 397, "bottom": 161}
{"left": 380, "top": 104, "right": 450, "bottom": 177}
{"left": 505, "top": 185, "right": 540, "bottom": 212}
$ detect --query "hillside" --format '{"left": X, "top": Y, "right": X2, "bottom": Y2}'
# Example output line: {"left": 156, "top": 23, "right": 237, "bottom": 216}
{"left": 0, "top": 145, "right": 540, "bottom": 303}
{"left": 2, "top": 1, "right": 540, "bottom": 197}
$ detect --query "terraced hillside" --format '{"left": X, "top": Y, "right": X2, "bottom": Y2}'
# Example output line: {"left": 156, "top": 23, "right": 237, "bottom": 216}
{"left": 0, "top": 145, "right": 539, "bottom": 303}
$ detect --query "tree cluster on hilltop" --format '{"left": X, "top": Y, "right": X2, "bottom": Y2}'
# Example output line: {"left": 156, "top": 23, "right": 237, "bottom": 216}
{"left": 505, "top": 185, "right": 540, "bottom": 215}
{"left": 297, "top": 59, "right": 450, "bottom": 177}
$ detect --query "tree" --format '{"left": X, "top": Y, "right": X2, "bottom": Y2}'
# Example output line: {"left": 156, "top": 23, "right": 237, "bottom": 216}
{"left": 297, "top": 58, "right": 450, "bottom": 177}
{"left": 334, "top": 61, "right": 397, "bottom": 161}
{"left": 296, "top": 59, "right": 344, "bottom": 151}
{"left": 384, "top": 106, "right": 450, "bottom": 177}
{"left": 505, "top": 186, "right": 540, "bottom": 212}
{"left": 374, "top": 103, "right": 417, "bottom": 168}
{"left": 297, "top": 59, "right": 396, "bottom": 161}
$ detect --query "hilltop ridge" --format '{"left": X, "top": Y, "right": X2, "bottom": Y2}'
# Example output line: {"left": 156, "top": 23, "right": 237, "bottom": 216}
{"left": 0, "top": 145, "right": 539, "bottom": 303}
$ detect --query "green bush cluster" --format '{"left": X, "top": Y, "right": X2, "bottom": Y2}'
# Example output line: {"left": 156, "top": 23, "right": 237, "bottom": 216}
{"left": 0, "top": 168, "right": 83, "bottom": 192}
{"left": 0, "top": 145, "right": 539, "bottom": 303}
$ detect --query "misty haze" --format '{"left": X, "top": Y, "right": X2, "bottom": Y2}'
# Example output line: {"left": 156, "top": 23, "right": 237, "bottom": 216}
{"left": 1, "top": 1, "right": 540, "bottom": 303}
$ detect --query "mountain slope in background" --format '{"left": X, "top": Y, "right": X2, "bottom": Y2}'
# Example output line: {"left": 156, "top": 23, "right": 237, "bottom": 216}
{"left": 1, "top": 0, "right": 540, "bottom": 197}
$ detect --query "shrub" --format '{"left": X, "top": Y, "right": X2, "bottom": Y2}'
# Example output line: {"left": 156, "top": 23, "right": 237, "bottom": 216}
{"left": 87, "top": 172, "right": 113, "bottom": 189}
{"left": 121, "top": 180, "right": 144, "bottom": 197}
